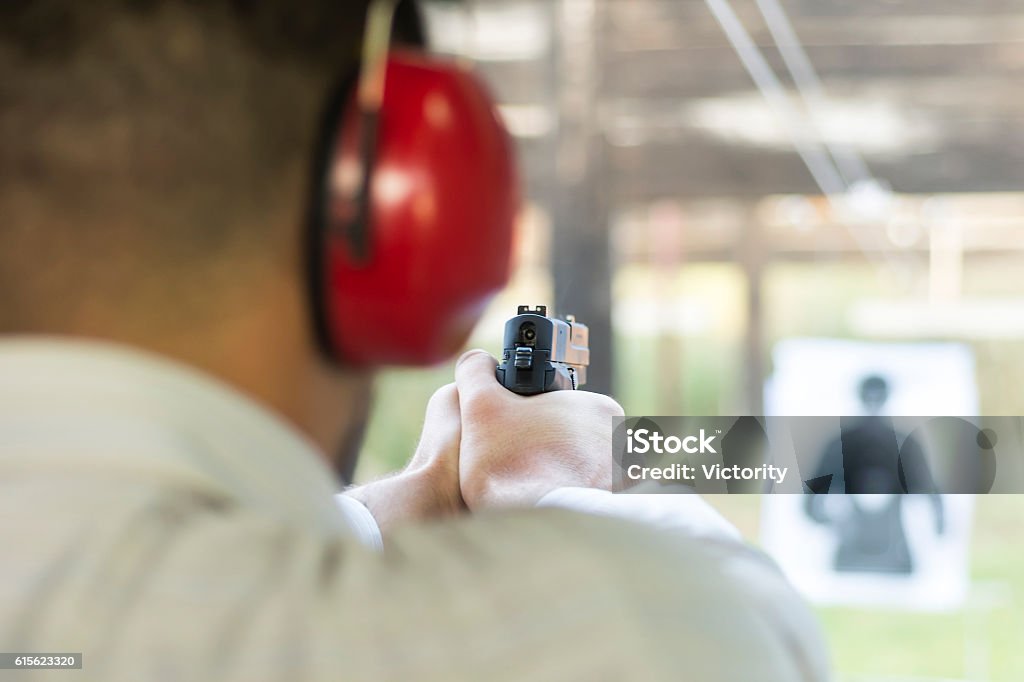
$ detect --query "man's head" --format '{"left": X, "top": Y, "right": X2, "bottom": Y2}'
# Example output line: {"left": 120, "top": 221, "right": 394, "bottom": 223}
{"left": 0, "top": 1, "right": 422, "bottom": 462}
{"left": 858, "top": 374, "right": 890, "bottom": 414}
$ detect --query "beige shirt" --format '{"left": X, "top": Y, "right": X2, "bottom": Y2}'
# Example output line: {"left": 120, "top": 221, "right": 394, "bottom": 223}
{"left": 0, "top": 339, "right": 829, "bottom": 681}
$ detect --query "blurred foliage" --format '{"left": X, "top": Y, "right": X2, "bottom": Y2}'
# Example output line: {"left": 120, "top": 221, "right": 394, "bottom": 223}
{"left": 357, "top": 363, "right": 455, "bottom": 478}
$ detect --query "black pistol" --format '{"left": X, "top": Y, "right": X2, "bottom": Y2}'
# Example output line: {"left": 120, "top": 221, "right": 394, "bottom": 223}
{"left": 496, "top": 305, "right": 589, "bottom": 395}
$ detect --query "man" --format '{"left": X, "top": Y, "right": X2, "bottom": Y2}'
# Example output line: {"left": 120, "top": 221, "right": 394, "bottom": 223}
{"left": 0, "top": 1, "right": 829, "bottom": 680}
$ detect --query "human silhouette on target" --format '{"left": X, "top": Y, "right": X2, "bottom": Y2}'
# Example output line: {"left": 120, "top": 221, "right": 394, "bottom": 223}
{"left": 804, "top": 375, "right": 944, "bottom": 574}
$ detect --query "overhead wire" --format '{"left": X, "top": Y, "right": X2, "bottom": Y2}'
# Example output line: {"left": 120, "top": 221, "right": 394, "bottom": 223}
{"left": 703, "top": 0, "right": 898, "bottom": 267}
{"left": 703, "top": 0, "right": 846, "bottom": 197}
{"left": 754, "top": 0, "right": 874, "bottom": 187}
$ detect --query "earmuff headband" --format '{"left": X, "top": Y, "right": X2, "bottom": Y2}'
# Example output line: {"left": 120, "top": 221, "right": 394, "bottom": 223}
{"left": 336, "top": 0, "right": 397, "bottom": 262}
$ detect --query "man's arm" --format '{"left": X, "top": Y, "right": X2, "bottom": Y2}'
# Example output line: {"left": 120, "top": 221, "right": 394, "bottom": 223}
{"left": 328, "top": 350, "right": 828, "bottom": 679}
{"left": 341, "top": 384, "right": 464, "bottom": 534}
{"left": 446, "top": 349, "right": 831, "bottom": 679}
{"left": 338, "top": 347, "right": 618, "bottom": 533}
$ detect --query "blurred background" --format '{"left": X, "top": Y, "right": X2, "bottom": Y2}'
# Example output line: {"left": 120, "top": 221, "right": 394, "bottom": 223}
{"left": 358, "top": 1, "right": 1024, "bottom": 679}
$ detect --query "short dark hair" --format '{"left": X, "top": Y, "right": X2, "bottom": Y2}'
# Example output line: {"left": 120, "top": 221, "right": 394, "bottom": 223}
{"left": 0, "top": 0, "right": 422, "bottom": 333}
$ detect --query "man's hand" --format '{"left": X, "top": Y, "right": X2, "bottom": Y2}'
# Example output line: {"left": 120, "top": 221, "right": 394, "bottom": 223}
{"left": 455, "top": 349, "right": 623, "bottom": 510}
{"left": 345, "top": 383, "right": 465, "bottom": 532}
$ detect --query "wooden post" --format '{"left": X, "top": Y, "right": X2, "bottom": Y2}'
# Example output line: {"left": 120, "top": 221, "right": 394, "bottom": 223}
{"left": 550, "top": 0, "right": 614, "bottom": 396}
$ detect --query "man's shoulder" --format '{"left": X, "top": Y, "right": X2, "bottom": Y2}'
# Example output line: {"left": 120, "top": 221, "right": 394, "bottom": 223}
{"left": 379, "top": 508, "right": 828, "bottom": 681}
{"left": 0, "top": 477, "right": 827, "bottom": 681}
{"left": 385, "top": 507, "right": 772, "bottom": 612}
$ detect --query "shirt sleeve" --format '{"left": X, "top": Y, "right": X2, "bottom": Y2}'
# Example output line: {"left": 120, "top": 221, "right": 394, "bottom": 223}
{"left": 333, "top": 492, "right": 384, "bottom": 551}
{"left": 535, "top": 487, "right": 831, "bottom": 681}
{"left": 536, "top": 486, "right": 742, "bottom": 542}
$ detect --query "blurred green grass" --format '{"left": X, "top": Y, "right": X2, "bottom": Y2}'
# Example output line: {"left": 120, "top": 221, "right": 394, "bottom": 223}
{"left": 707, "top": 494, "right": 1024, "bottom": 681}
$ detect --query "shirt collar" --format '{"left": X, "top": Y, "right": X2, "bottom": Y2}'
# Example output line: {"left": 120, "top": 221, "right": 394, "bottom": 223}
{"left": 0, "top": 337, "right": 352, "bottom": 537}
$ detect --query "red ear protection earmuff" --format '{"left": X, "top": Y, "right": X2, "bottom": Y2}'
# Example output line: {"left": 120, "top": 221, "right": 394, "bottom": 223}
{"left": 308, "top": 1, "right": 520, "bottom": 366}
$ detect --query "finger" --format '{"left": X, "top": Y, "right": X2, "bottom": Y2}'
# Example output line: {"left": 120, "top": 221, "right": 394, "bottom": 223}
{"left": 454, "top": 349, "right": 502, "bottom": 404}
{"left": 413, "top": 383, "right": 461, "bottom": 464}
{"left": 424, "top": 383, "right": 460, "bottom": 424}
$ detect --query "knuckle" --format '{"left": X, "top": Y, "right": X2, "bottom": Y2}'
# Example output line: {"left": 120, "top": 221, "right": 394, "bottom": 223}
{"left": 461, "top": 384, "right": 505, "bottom": 422}
{"left": 426, "top": 383, "right": 458, "bottom": 413}
{"left": 433, "top": 382, "right": 458, "bottom": 403}
{"left": 590, "top": 393, "right": 625, "bottom": 417}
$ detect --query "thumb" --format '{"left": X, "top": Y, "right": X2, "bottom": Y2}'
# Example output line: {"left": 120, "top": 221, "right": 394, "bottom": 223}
{"left": 454, "top": 349, "right": 501, "bottom": 404}
{"left": 422, "top": 383, "right": 460, "bottom": 438}
{"left": 410, "top": 383, "right": 461, "bottom": 470}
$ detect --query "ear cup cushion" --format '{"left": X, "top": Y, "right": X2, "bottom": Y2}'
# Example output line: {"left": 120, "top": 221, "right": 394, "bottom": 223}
{"left": 305, "top": 69, "right": 359, "bottom": 363}
{"left": 319, "top": 51, "right": 520, "bottom": 366}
